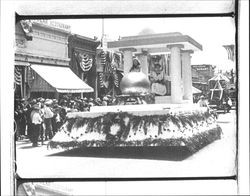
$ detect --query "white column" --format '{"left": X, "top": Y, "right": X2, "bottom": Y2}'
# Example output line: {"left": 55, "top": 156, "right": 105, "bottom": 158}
{"left": 182, "top": 50, "right": 194, "bottom": 102}
{"left": 168, "top": 44, "right": 184, "bottom": 104}
{"left": 120, "top": 48, "right": 136, "bottom": 75}
{"left": 138, "top": 50, "right": 148, "bottom": 76}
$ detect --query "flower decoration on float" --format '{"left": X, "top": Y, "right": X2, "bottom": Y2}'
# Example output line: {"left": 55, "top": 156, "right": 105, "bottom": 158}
{"left": 49, "top": 109, "right": 222, "bottom": 153}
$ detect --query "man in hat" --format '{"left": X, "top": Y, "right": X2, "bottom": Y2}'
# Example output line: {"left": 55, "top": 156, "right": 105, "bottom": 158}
{"left": 88, "top": 98, "right": 95, "bottom": 107}
{"left": 43, "top": 100, "right": 54, "bottom": 140}
{"left": 30, "top": 103, "right": 43, "bottom": 147}
{"left": 25, "top": 99, "right": 36, "bottom": 140}
{"left": 198, "top": 95, "right": 209, "bottom": 108}
{"left": 102, "top": 96, "right": 109, "bottom": 106}
{"left": 52, "top": 104, "right": 62, "bottom": 133}
{"left": 94, "top": 97, "right": 102, "bottom": 106}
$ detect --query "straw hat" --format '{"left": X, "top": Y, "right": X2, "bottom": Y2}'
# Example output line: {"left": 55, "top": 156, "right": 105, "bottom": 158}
{"left": 32, "top": 103, "right": 41, "bottom": 110}
{"left": 45, "top": 99, "right": 53, "bottom": 105}
{"left": 103, "top": 96, "right": 109, "bottom": 101}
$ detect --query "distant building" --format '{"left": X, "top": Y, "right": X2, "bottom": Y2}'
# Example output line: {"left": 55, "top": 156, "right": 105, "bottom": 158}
{"left": 191, "top": 64, "right": 215, "bottom": 94}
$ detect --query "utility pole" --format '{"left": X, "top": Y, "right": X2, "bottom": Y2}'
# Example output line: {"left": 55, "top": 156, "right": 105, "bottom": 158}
{"left": 101, "top": 18, "right": 104, "bottom": 48}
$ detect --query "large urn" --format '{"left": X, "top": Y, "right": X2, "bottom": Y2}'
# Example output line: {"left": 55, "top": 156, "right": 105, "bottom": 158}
{"left": 120, "top": 72, "right": 151, "bottom": 95}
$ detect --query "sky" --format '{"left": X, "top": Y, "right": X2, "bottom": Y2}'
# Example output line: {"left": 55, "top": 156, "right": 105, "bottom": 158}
{"left": 56, "top": 17, "right": 235, "bottom": 71}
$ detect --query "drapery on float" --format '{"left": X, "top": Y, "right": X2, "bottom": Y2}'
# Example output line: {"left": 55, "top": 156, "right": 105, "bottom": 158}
{"left": 48, "top": 71, "right": 222, "bottom": 153}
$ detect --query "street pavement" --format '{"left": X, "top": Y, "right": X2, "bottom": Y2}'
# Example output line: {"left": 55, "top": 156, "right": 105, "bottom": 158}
{"left": 16, "top": 110, "right": 237, "bottom": 178}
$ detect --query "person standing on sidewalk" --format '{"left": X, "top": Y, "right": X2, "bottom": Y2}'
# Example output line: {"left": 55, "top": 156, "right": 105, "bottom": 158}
{"left": 39, "top": 101, "right": 45, "bottom": 145}
{"left": 30, "top": 104, "right": 43, "bottom": 147}
{"left": 43, "top": 100, "right": 54, "bottom": 140}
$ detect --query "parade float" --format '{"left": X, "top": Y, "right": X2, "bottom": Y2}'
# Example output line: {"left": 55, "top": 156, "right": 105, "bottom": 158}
{"left": 49, "top": 71, "right": 221, "bottom": 153}
{"left": 48, "top": 32, "right": 222, "bottom": 153}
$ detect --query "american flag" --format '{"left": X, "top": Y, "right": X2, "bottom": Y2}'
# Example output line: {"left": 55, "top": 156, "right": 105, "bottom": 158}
{"left": 223, "top": 45, "right": 235, "bottom": 61}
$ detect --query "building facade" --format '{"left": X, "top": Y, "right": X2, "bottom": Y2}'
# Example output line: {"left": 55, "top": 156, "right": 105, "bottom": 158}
{"left": 191, "top": 64, "right": 215, "bottom": 94}
{"left": 15, "top": 20, "right": 93, "bottom": 100}
{"left": 68, "top": 34, "right": 100, "bottom": 98}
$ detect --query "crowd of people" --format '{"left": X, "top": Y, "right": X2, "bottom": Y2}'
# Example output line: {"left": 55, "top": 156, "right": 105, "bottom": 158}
{"left": 14, "top": 95, "right": 116, "bottom": 146}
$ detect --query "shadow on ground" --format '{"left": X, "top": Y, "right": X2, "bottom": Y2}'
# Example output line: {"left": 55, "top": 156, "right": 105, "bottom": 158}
{"left": 47, "top": 146, "right": 194, "bottom": 161}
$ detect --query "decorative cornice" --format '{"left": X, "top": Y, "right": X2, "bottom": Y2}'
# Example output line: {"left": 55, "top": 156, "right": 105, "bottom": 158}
{"left": 73, "top": 47, "right": 96, "bottom": 55}
{"left": 32, "top": 21, "right": 71, "bottom": 35}
{"left": 108, "top": 34, "right": 202, "bottom": 51}
{"left": 181, "top": 49, "right": 194, "bottom": 54}
{"left": 33, "top": 30, "right": 68, "bottom": 44}
{"left": 15, "top": 52, "right": 70, "bottom": 66}
{"left": 119, "top": 47, "right": 137, "bottom": 52}
{"left": 138, "top": 48, "right": 149, "bottom": 55}
{"left": 167, "top": 44, "right": 184, "bottom": 49}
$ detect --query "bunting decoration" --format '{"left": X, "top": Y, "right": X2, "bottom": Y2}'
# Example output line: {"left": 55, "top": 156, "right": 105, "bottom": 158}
{"left": 98, "top": 49, "right": 121, "bottom": 88}
{"left": 14, "top": 67, "right": 22, "bottom": 86}
{"left": 103, "top": 51, "right": 117, "bottom": 74}
{"left": 113, "top": 72, "right": 119, "bottom": 87}
{"left": 20, "top": 20, "right": 33, "bottom": 40}
{"left": 98, "top": 72, "right": 105, "bottom": 88}
{"left": 223, "top": 45, "right": 235, "bottom": 61}
{"left": 75, "top": 52, "right": 93, "bottom": 72}
{"left": 100, "top": 50, "right": 106, "bottom": 67}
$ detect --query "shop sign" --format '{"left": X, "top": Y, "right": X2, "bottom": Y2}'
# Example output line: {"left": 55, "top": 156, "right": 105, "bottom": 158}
{"left": 32, "top": 20, "right": 71, "bottom": 32}
{"left": 192, "top": 65, "right": 210, "bottom": 71}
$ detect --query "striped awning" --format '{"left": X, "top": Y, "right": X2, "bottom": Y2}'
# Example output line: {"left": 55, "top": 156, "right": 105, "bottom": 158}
{"left": 192, "top": 86, "right": 202, "bottom": 94}
{"left": 31, "top": 64, "right": 94, "bottom": 93}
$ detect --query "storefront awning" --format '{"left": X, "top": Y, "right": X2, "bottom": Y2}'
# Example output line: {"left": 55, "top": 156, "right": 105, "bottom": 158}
{"left": 31, "top": 64, "right": 94, "bottom": 93}
{"left": 192, "top": 86, "right": 202, "bottom": 94}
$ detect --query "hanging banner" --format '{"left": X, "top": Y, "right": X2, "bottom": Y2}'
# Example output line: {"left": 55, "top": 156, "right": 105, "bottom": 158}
{"left": 223, "top": 44, "right": 235, "bottom": 62}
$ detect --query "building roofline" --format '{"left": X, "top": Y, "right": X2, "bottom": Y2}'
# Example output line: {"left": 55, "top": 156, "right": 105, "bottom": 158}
{"left": 69, "top": 34, "right": 101, "bottom": 47}
{"left": 108, "top": 33, "right": 202, "bottom": 51}
{"left": 32, "top": 21, "right": 71, "bottom": 34}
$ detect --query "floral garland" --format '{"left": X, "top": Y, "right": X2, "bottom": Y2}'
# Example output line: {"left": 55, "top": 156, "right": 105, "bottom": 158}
{"left": 49, "top": 127, "right": 221, "bottom": 153}
{"left": 48, "top": 109, "right": 222, "bottom": 152}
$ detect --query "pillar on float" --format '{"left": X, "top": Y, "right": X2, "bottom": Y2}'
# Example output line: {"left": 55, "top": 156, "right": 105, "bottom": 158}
{"left": 182, "top": 50, "right": 194, "bottom": 103}
{"left": 138, "top": 49, "right": 149, "bottom": 76}
{"left": 119, "top": 48, "right": 136, "bottom": 75}
{"left": 168, "top": 44, "right": 184, "bottom": 104}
